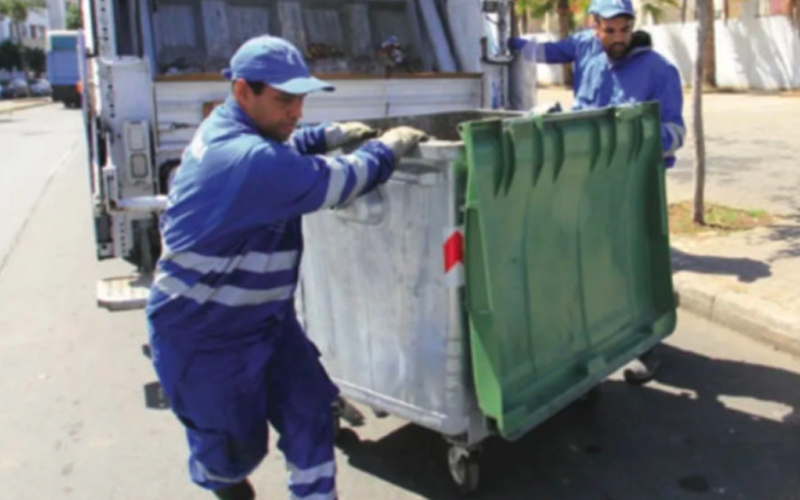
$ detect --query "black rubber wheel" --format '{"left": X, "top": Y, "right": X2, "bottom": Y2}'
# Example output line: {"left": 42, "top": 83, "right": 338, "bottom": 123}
{"left": 447, "top": 446, "right": 480, "bottom": 494}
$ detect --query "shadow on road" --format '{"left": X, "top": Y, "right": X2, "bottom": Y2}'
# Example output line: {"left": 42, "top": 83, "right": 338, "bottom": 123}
{"left": 671, "top": 247, "right": 772, "bottom": 283}
{"left": 337, "top": 344, "right": 800, "bottom": 499}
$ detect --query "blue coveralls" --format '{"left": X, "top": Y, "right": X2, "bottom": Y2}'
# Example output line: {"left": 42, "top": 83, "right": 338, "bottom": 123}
{"left": 522, "top": 30, "right": 685, "bottom": 167}
{"left": 146, "top": 96, "right": 394, "bottom": 497}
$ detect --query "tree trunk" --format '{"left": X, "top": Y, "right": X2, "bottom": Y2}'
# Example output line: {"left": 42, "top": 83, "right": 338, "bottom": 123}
{"left": 702, "top": 0, "right": 716, "bottom": 87}
{"left": 791, "top": 0, "right": 800, "bottom": 27}
{"left": 693, "top": 0, "right": 708, "bottom": 225}
{"left": 556, "top": 0, "right": 574, "bottom": 86}
{"left": 519, "top": 8, "right": 531, "bottom": 34}
{"left": 792, "top": 0, "right": 800, "bottom": 28}
{"left": 796, "top": 0, "right": 800, "bottom": 27}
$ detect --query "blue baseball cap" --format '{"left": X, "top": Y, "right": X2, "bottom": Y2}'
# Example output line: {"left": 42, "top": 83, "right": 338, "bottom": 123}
{"left": 588, "top": 0, "right": 635, "bottom": 18}
{"left": 222, "top": 36, "right": 334, "bottom": 95}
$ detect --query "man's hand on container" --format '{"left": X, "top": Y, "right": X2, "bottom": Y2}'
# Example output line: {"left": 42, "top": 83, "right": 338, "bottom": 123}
{"left": 377, "top": 126, "right": 428, "bottom": 159}
{"left": 325, "top": 122, "right": 378, "bottom": 149}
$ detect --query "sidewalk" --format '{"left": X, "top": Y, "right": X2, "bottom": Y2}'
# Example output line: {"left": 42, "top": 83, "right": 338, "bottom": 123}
{"left": 672, "top": 224, "right": 800, "bottom": 355}
{"left": 538, "top": 87, "right": 800, "bottom": 356}
{"left": 0, "top": 97, "right": 54, "bottom": 115}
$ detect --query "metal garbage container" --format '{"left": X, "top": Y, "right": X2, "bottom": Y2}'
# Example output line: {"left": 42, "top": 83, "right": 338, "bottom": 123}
{"left": 298, "top": 105, "right": 677, "bottom": 493}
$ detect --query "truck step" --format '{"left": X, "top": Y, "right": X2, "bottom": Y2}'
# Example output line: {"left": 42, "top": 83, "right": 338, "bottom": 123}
{"left": 96, "top": 274, "right": 152, "bottom": 311}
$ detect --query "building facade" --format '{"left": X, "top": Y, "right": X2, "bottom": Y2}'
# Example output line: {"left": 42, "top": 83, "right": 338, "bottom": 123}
{"left": 0, "top": 8, "right": 49, "bottom": 50}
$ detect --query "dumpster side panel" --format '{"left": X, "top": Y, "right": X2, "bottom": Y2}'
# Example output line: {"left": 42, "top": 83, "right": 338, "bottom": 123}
{"left": 461, "top": 104, "right": 677, "bottom": 440}
{"left": 300, "top": 157, "right": 476, "bottom": 436}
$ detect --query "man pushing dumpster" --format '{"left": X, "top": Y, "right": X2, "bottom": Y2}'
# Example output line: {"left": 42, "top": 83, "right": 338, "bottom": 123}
{"left": 145, "top": 35, "right": 426, "bottom": 500}
{"left": 509, "top": 0, "right": 684, "bottom": 167}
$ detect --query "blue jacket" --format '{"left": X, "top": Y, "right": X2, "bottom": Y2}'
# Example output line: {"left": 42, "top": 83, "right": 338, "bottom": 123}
{"left": 524, "top": 30, "right": 685, "bottom": 167}
{"left": 146, "top": 97, "right": 395, "bottom": 343}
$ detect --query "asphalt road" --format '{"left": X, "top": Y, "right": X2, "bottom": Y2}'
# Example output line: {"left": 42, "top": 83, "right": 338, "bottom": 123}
{"left": 0, "top": 103, "right": 83, "bottom": 268}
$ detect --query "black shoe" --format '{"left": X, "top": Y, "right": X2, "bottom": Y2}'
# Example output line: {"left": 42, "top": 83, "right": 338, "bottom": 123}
{"left": 623, "top": 348, "right": 662, "bottom": 386}
{"left": 213, "top": 480, "right": 255, "bottom": 500}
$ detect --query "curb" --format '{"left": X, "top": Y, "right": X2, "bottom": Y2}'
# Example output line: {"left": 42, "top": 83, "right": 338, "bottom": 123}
{"left": 0, "top": 99, "right": 54, "bottom": 115}
{"left": 675, "top": 281, "right": 800, "bottom": 358}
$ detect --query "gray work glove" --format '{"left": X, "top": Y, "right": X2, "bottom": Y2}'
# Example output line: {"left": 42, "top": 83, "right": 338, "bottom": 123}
{"left": 376, "top": 126, "right": 428, "bottom": 159}
{"left": 324, "top": 122, "right": 378, "bottom": 150}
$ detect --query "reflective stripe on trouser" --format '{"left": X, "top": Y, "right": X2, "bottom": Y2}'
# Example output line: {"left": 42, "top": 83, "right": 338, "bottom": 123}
{"left": 273, "top": 327, "right": 338, "bottom": 500}
{"left": 287, "top": 461, "right": 337, "bottom": 500}
{"left": 149, "top": 314, "right": 340, "bottom": 492}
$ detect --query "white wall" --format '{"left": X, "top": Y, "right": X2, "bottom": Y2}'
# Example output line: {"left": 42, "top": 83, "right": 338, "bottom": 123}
{"left": 644, "top": 22, "right": 698, "bottom": 86}
{"left": 528, "top": 32, "right": 566, "bottom": 86}
{"left": 713, "top": 16, "right": 800, "bottom": 89}
{"left": 530, "top": 16, "right": 800, "bottom": 90}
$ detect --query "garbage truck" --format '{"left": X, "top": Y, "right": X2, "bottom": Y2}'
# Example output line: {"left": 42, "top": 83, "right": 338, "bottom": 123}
{"left": 78, "top": 0, "right": 676, "bottom": 493}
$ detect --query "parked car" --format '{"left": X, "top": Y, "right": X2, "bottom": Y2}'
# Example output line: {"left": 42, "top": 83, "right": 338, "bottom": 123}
{"left": 28, "top": 78, "right": 52, "bottom": 97}
{"left": 1, "top": 78, "right": 31, "bottom": 99}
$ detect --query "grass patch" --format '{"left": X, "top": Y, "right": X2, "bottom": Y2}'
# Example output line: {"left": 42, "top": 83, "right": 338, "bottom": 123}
{"left": 669, "top": 201, "right": 773, "bottom": 236}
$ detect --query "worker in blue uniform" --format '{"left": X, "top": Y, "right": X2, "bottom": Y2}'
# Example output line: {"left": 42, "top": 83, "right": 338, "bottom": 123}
{"left": 509, "top": 0, "right": 685, "bottom": 168}
{"left": 146, "top": 35, "right": 426, "bottom": 500}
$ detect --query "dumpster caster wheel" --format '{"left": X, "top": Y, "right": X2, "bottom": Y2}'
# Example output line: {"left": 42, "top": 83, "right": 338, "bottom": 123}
{"left": 447, "top": 446, "right": 480, "bottom": 494}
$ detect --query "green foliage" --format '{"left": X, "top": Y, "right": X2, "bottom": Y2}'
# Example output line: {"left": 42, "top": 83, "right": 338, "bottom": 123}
{"left": 67, "top": 2, "right": 82, "bottom": 30}
{"left": 515, "top": 0, "right": 558, "bottom": 19}
{"left": 0, "top": 0, "right": 45, "bottom": 23}
{"left": 22, "top": 46, "right": 44, "bottom": 74}
{"left": 0, "top": 39, "right": 22, "bottom": 70}
{"left": 0, "top": 0, "right": 47, "bottom": 49}
{"left": 517, "top": 0, "right": 680, "bottom": 26}
{"left": 641, "top": 0, "right": 680, "bottom": 22}
{"left": 515, "top": 0, "right": 592, "bottom": 32}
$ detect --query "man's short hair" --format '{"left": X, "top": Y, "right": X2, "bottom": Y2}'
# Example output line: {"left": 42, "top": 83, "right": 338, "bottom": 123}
{"left": 231, "top": 80, "right": 267, "bottom": 95}
{"left": 246, "top": 81, "right": 266, "bottom": 95}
